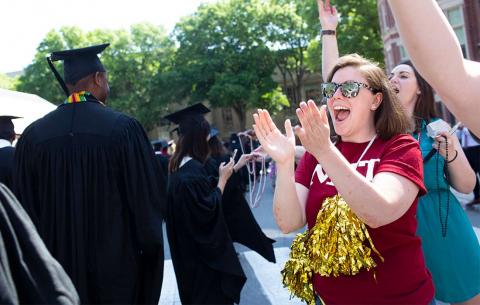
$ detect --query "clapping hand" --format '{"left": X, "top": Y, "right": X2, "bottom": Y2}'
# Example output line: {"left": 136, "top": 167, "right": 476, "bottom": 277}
{"left": 253, "top": 109, "right": 295, "bottom": 166}
{"left": 294, "top": 100, "right": 333, "bottom": 159}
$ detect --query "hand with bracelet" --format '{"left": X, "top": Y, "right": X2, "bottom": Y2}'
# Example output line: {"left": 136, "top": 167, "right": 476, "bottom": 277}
{"left": 317, "top": 0, "right": 338, "bottom": 36}
{"left": 433, "top": 130, "right": 476, "bottom": 194}
{"left": 432, "top": 131, "right": 458, "bottom": 163}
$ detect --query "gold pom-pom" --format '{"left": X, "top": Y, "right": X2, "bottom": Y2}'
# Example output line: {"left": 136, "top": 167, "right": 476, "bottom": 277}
{"left": 281, "top": 231, "right": 316, "bottom": 305}
{"left": 308, "top": 194, "right": 383, "bottom": 277}
{"left": 281, "top": 195, "right": 383, "bottom": 304}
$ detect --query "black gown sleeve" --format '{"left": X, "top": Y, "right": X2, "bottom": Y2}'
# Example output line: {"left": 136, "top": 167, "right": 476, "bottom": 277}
{"left": 206, "top": 156, "right": 276, "bottom": 263}
{"left": 173, "top": 168, "right": 246, "bottom": 303}
{"left": 115, "top": 118, "right": 166, "bottom": 305}
{"left": 0, "top": 184, "right": 79, "bottom": 305}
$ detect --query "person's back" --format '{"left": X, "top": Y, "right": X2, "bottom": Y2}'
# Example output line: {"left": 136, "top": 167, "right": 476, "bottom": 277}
{"left": 13, "top": 44, "right": 165, "bottom": 304}
{"left": 0, "top": 116, "right": 18, "bottom": 189}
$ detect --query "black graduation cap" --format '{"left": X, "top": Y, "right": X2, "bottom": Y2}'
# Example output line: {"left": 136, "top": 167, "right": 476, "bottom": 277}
{"left": 164, "top": 103, "right": 210, "bottom": 135}
{"left": 0, "top": 116, "right": 20, "bottom": 139}
{"left": 47, "top": 43, "right": 109, "bottom": 96}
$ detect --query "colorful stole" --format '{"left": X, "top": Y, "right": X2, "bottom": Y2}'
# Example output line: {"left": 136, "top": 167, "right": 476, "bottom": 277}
{"left": 64, "top": 91, "right": 94, "bottom": 104}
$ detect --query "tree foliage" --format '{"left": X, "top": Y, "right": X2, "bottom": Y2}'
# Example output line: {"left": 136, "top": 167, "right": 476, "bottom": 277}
{"left": 171, "top": 0, "right": 289, "bottom": 129}
{"left": 16, "top": 0, "right": 383, "bottom": 131}
{"left": 16, "top": 24, "right": 175, "bottom": 130}
{"left": 0, "top": 74, "right": 16, "bottom": 90}
{"left": 303, "top": 0, "right": 384, "bottom": 71}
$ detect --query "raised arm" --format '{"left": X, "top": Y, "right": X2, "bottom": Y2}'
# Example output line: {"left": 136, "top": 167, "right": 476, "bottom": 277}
{"left": 317, "top": 0, "right": 339, "bottom": 79}
{"left": 253, "top": 110, "right": 307, "bottom": 233}
{"left": 388, "top": 0, "right": 480, "bottom": 135}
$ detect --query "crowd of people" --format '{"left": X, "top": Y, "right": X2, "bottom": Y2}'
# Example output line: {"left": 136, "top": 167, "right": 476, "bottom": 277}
{"left": 0, "top": 0, "right": 480, "bottom": 304}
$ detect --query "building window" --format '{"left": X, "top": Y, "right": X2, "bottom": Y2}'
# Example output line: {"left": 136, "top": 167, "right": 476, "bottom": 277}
{"left": 222, "top": 108, "right": 233, "bottom": 128}
{"left": 445, "top": 6, "right": 469, "bottom": 58}
{"left": 399, "top": 45, "right": 409, "bottom": 61}
{"left": 385, "top": 2, "right": 396, "bottom": 29}
{"left": 386, "top": 47, "right": 394, "bottom": 72}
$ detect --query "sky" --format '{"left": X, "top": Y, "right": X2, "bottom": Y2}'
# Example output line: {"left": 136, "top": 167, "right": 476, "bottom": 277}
{"left": 0, "top": 0, "right": 217, "bottom": 74}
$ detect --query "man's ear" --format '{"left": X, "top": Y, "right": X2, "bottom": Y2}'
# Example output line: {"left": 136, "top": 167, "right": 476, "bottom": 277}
{"left": 93, "top": 72, "right": 102, "bottom": 86}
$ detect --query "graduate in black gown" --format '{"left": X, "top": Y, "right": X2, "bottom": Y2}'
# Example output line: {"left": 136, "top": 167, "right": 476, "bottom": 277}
{"left": 0, "top": 183, "right": 79, "bottom": 305}
{"left": 13, "top": 44, "right": 165, "bottom": 304}
{"left": 0, "top": 116, "right": 18, "bottom": 189}
{"left": 165, "top": 104, "right": 246, "bottom": 304}
{"left": 205, "top": 132, "right": 276, "bottom": 263}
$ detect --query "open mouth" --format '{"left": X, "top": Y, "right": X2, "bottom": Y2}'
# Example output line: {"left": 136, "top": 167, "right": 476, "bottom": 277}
{"left": 333, "top": 105, "right": 351, "bottom": 123}
{"left": 392, "top": 87, "right": 400, "bottom": 94}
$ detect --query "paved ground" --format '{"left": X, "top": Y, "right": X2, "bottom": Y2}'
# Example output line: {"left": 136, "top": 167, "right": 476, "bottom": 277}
{"left": 159, "top": 182, "right": 480, "bottom": 305}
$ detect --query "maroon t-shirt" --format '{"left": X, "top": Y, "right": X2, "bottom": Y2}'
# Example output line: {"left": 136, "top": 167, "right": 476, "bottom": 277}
{"left": 295, "top": 134, "right": 434, "bottom": 305}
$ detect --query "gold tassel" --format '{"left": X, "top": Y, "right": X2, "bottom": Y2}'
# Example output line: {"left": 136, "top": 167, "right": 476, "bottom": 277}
{"left": 281, "top": 195, "right": 383, "bottom": 304}
{"left": 281, "top": 231, "right": 316, "bottom": 305}
{"left": 308, "top": 195, "right": 383, "bottom": 277}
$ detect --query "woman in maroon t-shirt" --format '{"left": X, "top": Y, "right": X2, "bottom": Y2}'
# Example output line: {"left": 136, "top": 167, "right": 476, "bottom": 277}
{"left": 252, "top": 54, "right": 434, "bottom": 305}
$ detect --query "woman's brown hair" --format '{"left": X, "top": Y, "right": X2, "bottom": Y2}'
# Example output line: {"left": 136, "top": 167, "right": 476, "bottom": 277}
{"left": 168, "top": 116, "right": 211, "bottom": 173}
{"left": 327, "top": 54, "right": 411, "bottom": 140}
{"left": 399, "top": 60, "right": 437, "bottom": 132}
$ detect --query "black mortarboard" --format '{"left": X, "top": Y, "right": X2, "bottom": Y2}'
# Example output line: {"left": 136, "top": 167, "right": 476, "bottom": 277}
{"left": 164, "top": 103, "right": 210, "bottom": 135}
{"left": 47, "top": 43, "right": 109, "bottom": 96}
{"left": 0, "top": 116, "right": 19, "bottom": 140}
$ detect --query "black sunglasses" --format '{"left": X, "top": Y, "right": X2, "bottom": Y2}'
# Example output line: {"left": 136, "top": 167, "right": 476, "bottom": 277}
{"left": 321, "top": 81, "right": 378, "bottom": 99}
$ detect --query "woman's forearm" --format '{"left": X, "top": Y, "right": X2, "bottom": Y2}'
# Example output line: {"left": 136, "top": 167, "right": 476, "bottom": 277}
{"left": 312, "top": 144, "right": 418, "bottom": 228}
{"left": 446, "top": 143, "right": 476, "bottom": 194}
{"left": 322, "top": 35, "right": 339, "bottom": 80}
{"left": 273, "top": 161, "right": 306, "bottom": 233}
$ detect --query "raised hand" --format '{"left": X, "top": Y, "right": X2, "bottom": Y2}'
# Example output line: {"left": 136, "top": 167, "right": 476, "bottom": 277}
{"left": 433, "top": 131, "right": 458, "bottom": 162}
{"left": 317, "top": 0, "right": 339, "bottom": 31}
{"left": 234, "top": 153, "right": 253, "bottom": 171}
{"left": 252, "top": 109, "right": 295, "bottom": 166}
{"left": 219, "top": 158, "right": 235, "bottom": 182}
{"left": 294, "top": 100, "right": 333, "bottom": 159}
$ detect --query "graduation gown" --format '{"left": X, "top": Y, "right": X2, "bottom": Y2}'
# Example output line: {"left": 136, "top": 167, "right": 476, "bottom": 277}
{"left": 13, "top": 98, "right": 165, "bottom": 304}
{"left": 205, "top": 156, "right": 276, "bottom": 263}
{"left": 0, "top": 183, "right": 79, "bottom": 305}
{"left": 166, "top": 159, "right": 246, "bottom": 304}
{"left": 0, "top": 146, "right": 15, "bottom": 190}
{"left": 155, "top": 153, "right": 169, "bottom": 182}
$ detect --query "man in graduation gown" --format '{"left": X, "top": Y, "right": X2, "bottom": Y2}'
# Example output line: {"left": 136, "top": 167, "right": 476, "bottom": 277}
{"left": 13, "top": 44, "right": 165, "bottom": 304}
{"left": 0, "top": 116, "right": 18, "bottom": 189}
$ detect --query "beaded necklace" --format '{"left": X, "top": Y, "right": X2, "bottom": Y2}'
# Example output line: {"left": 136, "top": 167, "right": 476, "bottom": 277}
{"left": 416, "top": 126, "right": 449, "bottom": 237}
{"left": 238, "top": 133, "right": 267, "bottom": 208}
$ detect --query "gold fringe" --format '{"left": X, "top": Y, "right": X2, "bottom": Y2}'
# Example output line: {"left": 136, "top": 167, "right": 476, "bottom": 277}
{"left": 281, "top": 195, "right": 384, "bottom": 305}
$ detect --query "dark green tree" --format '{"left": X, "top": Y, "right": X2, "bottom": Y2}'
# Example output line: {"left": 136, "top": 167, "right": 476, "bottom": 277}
{"left": 303, "top": 0, "right": 384, "bottom": 70}
{"left": 16, "top": 24, "right": 175, "bottom": 130}
{"left": 171, "top": 0, "right": 289, "bottom": 130}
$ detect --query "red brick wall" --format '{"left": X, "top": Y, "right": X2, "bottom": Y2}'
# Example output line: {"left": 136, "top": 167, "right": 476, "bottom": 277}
{"left": 463, "top": 0, "right": 480, "bottom": 61}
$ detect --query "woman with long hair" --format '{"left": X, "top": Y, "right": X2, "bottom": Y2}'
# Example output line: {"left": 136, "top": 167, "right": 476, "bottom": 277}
{"left": 254, "top": 54, "right": 434, "bottom": 304}
{"left": 317, "top": 1, "right": 480, "bottom": 304}
{"left": 165, "top": 104, "right": 245, "bottom": 305}
{"left": 205, "top": 133, "right": 276, "bottom": 264}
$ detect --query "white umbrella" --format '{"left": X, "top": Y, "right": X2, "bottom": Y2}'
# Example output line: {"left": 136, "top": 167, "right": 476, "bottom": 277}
{"left": 0, "top": 89, "right": 57, "bottom": 134}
